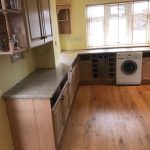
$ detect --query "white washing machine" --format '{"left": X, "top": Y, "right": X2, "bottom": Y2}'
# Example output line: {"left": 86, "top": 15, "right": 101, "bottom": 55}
{"left": 116, "top": 52, "right": 143, "bottom": 85}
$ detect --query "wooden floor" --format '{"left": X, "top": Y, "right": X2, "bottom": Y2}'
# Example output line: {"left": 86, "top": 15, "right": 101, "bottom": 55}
{"left": 59, "top": 85, "right": 150, "bottom": 150}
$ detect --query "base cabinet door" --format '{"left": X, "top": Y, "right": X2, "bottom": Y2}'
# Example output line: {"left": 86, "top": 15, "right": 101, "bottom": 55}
{"left": 76, "top": 63, "right": 80, "bottom": 84}
{"left": 68, "top": 76, "right": 74, "bottom": 106}
{"left": 68, "top": 64, "right": 79, "bottom": 106}
{"left": 74, "top": 64, "right": 79, "bottom": 91}
{"left": 79, "top": 61, "right": 92, "bottom": 81}
{"left": 5, "top": 99, "right": 56, "bottom": 150}
{"left": 52, "top": 100, "right": 64, "bottom": 146}
{"left": 61, "top": 86, "right": 70, "bottom": 124}
{"left": 142, "top": 57, "right": 150, "bottom": 80}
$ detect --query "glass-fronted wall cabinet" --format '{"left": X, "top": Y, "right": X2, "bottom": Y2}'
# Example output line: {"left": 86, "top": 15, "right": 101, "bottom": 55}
{"left": 0, "top": 0, "right": 28, "bottom": 54}
{"left": 0, "top": 0, "right": 53, "bottom": 55}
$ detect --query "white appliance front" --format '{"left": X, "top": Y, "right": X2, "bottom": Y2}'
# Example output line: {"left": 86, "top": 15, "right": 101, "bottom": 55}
{"left": 116, "top": 52, "right": 143, "bottom": 85}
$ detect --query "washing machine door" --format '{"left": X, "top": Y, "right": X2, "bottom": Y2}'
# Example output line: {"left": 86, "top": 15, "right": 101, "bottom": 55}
{"left": 121, "top": 60, "right": 137, "bottom": 75}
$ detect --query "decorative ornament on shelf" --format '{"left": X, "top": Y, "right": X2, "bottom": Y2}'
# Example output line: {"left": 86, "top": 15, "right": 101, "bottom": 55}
{"left": 8, "top": 0, "right": 19, "bottom": 10}
{"left": 11, "top": 34, "right": 19, "bottom": 50}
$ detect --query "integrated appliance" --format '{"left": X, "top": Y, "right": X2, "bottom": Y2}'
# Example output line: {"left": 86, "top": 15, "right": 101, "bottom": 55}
{"left": 116, "top": 52, "right": 143, "bottom": 85}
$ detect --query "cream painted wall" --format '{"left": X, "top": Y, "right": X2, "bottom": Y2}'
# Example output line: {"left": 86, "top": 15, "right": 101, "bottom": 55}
{"left": 0, "top": 0, "right": 60, "bottom": 149}
{"left": 33, "top": 42, "right": 56, "bottom": 68}
{"left": 33, "top": 0, "right": 61, "bottom": 68}
{"left": 0, "top": 51, "right": 36, "bottom": 150}
{"left": 0, "top": 43, "right": 57, "bottom": 150}
{"left": 56, "top": 0, "right": 132, "bottom": 50}
{"left": 50, "top": 0, "right": 61, "bottom": 66}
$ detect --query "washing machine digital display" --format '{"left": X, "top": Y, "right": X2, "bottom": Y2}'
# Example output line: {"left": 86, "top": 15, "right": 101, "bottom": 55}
{"left": 121, "top": 60, "right": 137, "bottom": 75}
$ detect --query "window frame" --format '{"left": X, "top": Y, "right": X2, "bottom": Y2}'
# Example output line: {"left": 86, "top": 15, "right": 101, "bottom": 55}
{"left": 86, "top": 1, "right": 150, "bottom": 48}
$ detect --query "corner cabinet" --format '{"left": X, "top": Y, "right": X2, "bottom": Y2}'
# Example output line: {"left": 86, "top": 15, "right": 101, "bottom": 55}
{"left": 23, "top": 0, "right": 53, "bottom": 48}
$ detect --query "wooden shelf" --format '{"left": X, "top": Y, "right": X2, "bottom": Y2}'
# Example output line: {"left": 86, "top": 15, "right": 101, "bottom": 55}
{"left": 0, "top": 51, "right": 12, "bottom": 55}
{"left": 0, "top": 9, "right": 21, "bottom": 14}
{"left": 57, "top": 4, "right": 71, "bottom": 34}
{"left": 0, "top": 0, "right": 28, "bottom": 55}
{"left": 0, "top": 47, "right": 26, "bottom": 55}
{"left": 58, "top": 20, "right": 70, "bottom": 22}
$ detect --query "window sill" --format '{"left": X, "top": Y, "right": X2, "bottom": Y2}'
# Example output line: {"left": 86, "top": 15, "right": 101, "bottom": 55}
{"left": 87, "top": 44, "right": 150, "bottom": 50}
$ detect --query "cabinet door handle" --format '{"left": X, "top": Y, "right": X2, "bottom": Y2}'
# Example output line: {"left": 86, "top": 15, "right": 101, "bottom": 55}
{"left": 62, "top": 96, "right": 65, "bottom": 101}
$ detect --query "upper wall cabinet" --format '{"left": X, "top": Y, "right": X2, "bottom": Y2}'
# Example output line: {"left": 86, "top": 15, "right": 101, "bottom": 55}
{"left": 57, "top": 4, "right": 71, "bottom": 34}
{"left": 0, "top": 0, "right": 28, "bottom": 54}
{"left": 0, "top": 0, "right": 53, "bottom": 55}
{"left": 23, "top": 0, "right": 53, "bottom": 48}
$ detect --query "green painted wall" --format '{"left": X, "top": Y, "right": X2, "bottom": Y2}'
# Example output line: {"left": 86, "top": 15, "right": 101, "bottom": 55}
{"left": 56, "top": 0, "right": 131, "bottom": 50}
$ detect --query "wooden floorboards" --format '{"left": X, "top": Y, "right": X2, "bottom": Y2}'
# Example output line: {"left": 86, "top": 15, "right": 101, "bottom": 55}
{"left": 59, "top": 85, "right": 150, "bottom": 150}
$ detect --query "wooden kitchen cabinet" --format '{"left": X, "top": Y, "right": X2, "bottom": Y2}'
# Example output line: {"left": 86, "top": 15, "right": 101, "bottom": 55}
{"left": 61, "top": 84, "right": 70, "bottom": 124}
{"left": 74, "top": 62, "right": 80, "bottom": 89}
{"left": 142, "top": 57, "right": 150, "bottom": 80}
{"left": 79, "top": 55, "right": 92, "bottom": 81}
{"left": 72, "top": 65, "right": 78, "bottom": 94}
{"left": 79, "top": 60, "right": 92, "bottom": 81}
{"left": 39, "top": 0, "right": 52, "bottom": 43}
{"left": 0, "top": 0, "right": 53, "bottom": 54}
{"left": 5, "top": 99, "right": 56, "bottom": 150}
{"left": 23, "top": 0, "right": 52, "bottom": 48}
{"left": 68, "top": 64, "right": 79, "bottom": 106}
{"left": 52, "top": 78, "right": 76, "bottom": 147}
{"left": 0, "top": 0, "right": 28, "bottom": 54}
{"left": 52, "top": 62, "right": 79, "bottom": 147}
{"left": 68, "top": 75, "right": 74, "bottom": 106}
{"left": 52, "top": 98, "right": 64, "bottom": 146}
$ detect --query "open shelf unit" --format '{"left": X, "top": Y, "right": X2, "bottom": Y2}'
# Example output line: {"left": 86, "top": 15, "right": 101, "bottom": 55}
{"left": 57, "top": 4, "right": 71, "bottom": 34}
{"left": 0, "top": 0, "right": 27, "bottom": 55}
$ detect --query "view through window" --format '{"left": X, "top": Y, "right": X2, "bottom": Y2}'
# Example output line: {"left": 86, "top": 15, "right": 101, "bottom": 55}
{"left": 86, "top": 1, "right": 150, "bottom": 48}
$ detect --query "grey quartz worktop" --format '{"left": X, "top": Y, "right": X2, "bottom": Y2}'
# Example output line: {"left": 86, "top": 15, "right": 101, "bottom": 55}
{"left": 3, "top": 47, "right": 150, "bottom": 99}
{"left": 3, "top": 63, "right": 70, "bottom": 99}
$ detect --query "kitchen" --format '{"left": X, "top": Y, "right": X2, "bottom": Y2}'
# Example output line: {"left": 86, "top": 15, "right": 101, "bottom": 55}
{"left": 1, "top": 0, "right": 150, "bottom": 150}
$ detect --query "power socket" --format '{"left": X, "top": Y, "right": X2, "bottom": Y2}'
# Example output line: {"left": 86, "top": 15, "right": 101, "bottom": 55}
{"left": 11, "top": 53, "right": 22, "bottom": 63}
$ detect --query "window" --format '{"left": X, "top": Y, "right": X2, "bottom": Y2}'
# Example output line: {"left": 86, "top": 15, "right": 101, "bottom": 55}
{"left": 86, "top": 1, "right": 150, "bottom": 48}
{"left": 87, "top": 5, "right": 105, "bottom": 47}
